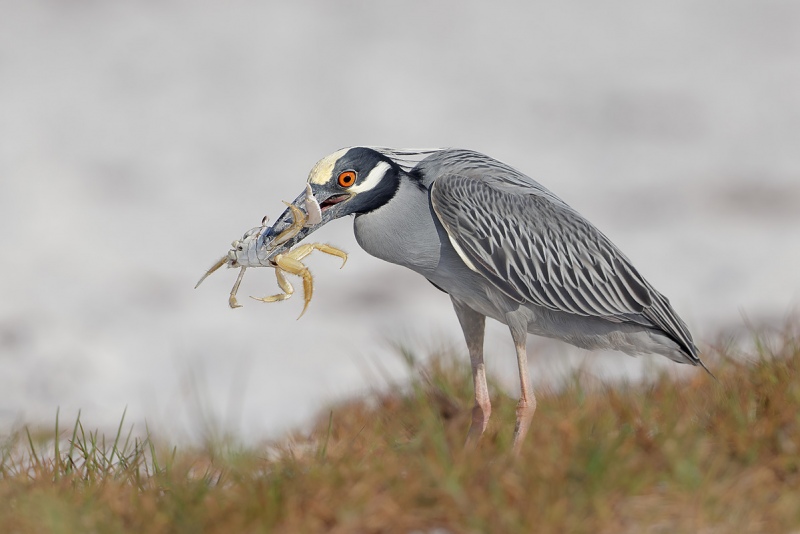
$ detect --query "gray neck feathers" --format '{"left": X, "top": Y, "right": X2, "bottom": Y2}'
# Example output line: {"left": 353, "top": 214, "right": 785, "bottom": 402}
{"left": 353, "top": 176, "right": 442, "bottom": 274}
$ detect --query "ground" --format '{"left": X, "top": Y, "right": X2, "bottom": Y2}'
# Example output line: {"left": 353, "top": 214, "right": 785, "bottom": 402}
{"left": 2, "top": 321, "right": 799, "bottom": 533}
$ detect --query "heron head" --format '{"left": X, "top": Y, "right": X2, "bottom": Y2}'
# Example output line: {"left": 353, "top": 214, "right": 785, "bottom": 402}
{"left": 265, "top": 147, "right": 403, "bottom": 257}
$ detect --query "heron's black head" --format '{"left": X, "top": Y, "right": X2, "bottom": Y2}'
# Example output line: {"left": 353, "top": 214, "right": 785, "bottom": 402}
{"left": 266, "top": 147, "right": 404, "bottom": 256}
{"left": 309, "top": 146, "right": 403, "bottom": 216}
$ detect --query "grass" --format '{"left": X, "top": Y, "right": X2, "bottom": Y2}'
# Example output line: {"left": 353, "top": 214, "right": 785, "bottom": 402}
{"left": 2, "top": 322, "right": 800, "bottom": 533}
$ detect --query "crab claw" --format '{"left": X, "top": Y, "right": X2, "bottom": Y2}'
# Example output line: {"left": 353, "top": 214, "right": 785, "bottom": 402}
{"left": 304, "top": 183, "right": 322, "bottom": 227}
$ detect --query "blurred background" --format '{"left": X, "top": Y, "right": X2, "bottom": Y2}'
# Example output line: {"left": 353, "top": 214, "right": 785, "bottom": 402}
{"left": 1, "top": 0, "right": 798, "bottom": 443}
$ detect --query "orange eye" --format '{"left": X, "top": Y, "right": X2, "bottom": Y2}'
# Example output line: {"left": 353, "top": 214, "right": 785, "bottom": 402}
{"left": 338, "top": 170, "right": 357, "bottom": 188}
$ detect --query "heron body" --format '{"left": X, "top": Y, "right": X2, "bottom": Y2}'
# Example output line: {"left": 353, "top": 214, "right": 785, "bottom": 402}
{"left": 262, "top": 147, "right": 707, "bottom": 454}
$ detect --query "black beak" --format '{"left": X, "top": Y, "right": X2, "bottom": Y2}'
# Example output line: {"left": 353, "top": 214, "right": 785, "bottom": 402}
{"left": 265, "top": 186, "right": 351, "bottom": 260}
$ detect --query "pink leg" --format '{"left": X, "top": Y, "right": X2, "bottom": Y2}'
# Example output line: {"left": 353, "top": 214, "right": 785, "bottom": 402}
{"left": 451, "top": 298, "right": 490, "bottom": 449}
{"left": 510, "top": 322, "right": 536, "bottom": 456}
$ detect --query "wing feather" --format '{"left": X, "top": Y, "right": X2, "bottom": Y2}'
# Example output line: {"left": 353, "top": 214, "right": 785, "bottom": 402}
{"left": 432, "top": 175, "right": 645, "bottom": 315}
{"left": 395, "top": 148, "right": 700, "bottom": 361}
{"left": 430, "top": 172, "right": 697, "bottom": 359}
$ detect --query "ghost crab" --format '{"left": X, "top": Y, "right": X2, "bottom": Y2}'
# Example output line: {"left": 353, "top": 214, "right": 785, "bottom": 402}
{"left": 195, "top": 185, "right": 347, "bottom": 317}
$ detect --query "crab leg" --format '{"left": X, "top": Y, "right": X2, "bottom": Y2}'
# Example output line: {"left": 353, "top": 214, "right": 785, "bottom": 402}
{"left": 270, "top": 203, "right": 307, "bottom": 248}
{"left": 250, "top": 243, "right": 348, "bottom": 318}
{"left": 303, "top": 243, "right": 348, "bottom": 268}
{"left": 195, "top": 255, "right": 228, "bottom": 289}
{"left": 250, "top": 269, "right": 295, "bottom": 304}
{"left": 228, "top": 267, "right": 247, "bottom": 309}
{"left": 274, "top": 254, "right": 315, "bottom": 318}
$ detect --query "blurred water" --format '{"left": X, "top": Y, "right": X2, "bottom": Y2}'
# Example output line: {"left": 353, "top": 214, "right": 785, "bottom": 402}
{"left": 1, "top": 1, "right": 799, "bottom": 442}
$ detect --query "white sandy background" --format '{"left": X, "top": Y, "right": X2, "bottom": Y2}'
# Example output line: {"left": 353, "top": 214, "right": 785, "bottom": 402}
{"left": 1, "top": 1, "right": 799, "bottom": 442}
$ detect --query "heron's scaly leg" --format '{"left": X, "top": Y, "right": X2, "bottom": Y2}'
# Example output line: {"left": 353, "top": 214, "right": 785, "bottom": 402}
{"left": 451, "top": 298, "right": 490, "bottom": 450}
{"left": 508, "top": 318, "right": 536, "bottom": 456}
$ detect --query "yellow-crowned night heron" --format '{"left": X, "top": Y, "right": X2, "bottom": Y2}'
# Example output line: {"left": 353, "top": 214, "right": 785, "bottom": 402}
{"left": 261, "top": 147, "right": 708, "bottom": 454}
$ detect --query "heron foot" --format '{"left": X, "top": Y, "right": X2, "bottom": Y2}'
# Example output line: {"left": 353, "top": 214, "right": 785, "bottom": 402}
{"left": 511, "top": 395, "right": 536, "bottom": 456}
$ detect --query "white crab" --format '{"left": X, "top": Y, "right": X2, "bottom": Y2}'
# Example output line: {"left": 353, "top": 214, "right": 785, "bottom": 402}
{"left": 195, "top": 185, "right": 347, "bottom": 317}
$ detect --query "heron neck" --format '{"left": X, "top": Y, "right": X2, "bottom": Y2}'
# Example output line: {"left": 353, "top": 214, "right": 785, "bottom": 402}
{"left": 353, "top": 176, "right": 442, "bottom": 275}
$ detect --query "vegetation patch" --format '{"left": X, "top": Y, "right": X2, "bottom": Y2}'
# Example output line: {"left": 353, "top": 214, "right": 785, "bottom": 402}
{"left": 2, "top": 323, "right": 799, "bottom": 533}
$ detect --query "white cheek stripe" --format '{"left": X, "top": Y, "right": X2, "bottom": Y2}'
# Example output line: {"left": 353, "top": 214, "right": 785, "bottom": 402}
{"left": 350, "top": 161, "right": 391, "bottom": 194}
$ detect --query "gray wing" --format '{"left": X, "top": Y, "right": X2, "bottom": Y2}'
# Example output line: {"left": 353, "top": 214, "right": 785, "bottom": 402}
{"left": 430, "top": 172, "right": 698, "bottom": 358}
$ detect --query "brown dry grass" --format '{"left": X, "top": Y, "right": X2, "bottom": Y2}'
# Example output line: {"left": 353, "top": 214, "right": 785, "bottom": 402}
{"left": 2, "top": 322, "right": 799, "bottom": 533}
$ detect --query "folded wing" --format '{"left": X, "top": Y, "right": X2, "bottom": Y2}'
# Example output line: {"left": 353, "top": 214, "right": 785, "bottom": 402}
{"left": 431, "top": 173, "right": 698, "bottom": 359}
